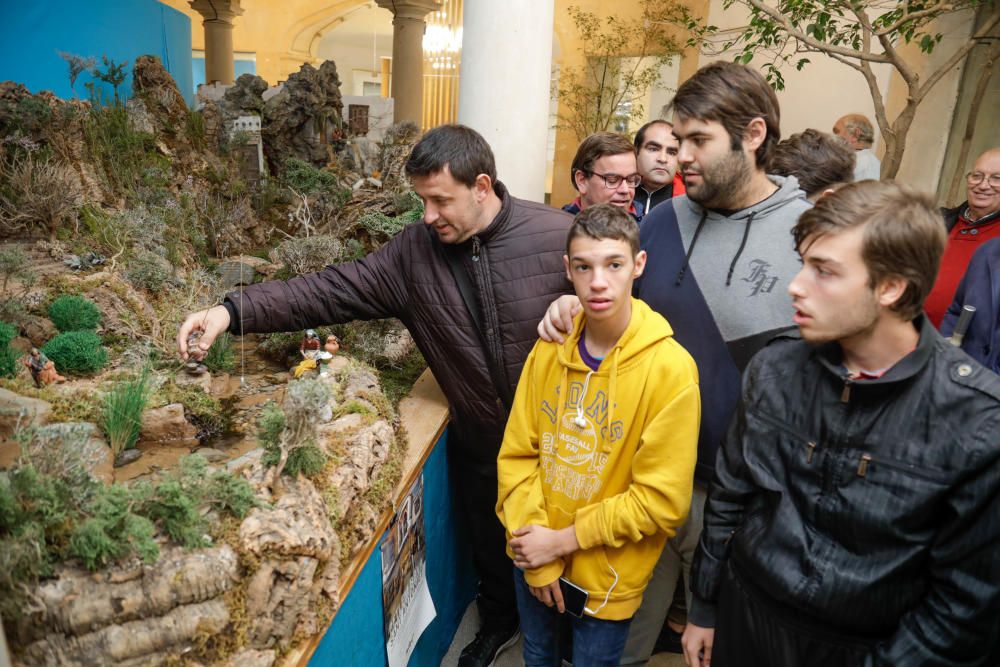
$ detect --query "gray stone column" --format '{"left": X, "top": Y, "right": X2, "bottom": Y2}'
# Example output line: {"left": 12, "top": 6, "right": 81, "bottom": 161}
{"left": 376, "top": 0, "right": 441, "bottom": 125}
{"left": 190, "top": 0, "right": 245, "bottom": 85}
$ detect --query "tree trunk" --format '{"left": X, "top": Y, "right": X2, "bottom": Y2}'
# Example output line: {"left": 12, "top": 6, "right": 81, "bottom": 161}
{"left": 880, "top": 97, "right": 920, "bottom": 179}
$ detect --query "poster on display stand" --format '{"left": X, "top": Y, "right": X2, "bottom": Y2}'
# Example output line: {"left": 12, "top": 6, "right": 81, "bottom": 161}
{"left": 382, "top": 474, "right": 436, "bottom": 667}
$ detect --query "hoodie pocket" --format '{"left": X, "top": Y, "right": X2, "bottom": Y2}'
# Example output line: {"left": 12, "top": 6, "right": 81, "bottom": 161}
{"left": 564, "top": 536, "right": 664, "bottom": 603}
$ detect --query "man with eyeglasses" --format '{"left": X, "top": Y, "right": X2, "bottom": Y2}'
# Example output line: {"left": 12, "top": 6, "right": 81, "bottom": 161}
{"left": 564, "top": 132, "right": 644, "bottom": 220}
{"left": 924, "top": 148, "right": 1000, "bottom": 327}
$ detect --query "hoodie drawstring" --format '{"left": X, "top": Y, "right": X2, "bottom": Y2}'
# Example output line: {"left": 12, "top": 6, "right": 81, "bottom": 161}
{"left": 675, "top": 209, "right": 708, "bottom": 286}
{"left": 725, "top": 211, "right": 756, "bottom": 286}
{"left": 574, "top": 370, "right": 594, "bottom": 428}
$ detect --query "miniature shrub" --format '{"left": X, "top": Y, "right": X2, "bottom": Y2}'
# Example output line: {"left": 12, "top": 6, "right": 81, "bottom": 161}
{"left": 0, "top": 321, "right": 17, "bottom": 379}
{"left": 285, "top": 445, "right": 327, "bottom": 477}
{"left": 68, "top": 485, "right": 159, "bottom": 570}
{"left": 204, "top": 331, "right": 235, "bottom": 373}
{"left": 135, "top": 455, "right": 260, "bottom": 547}
{"left": 0, "top": 153, "right": 84, "bottom": 239}
{"left": 124, "top": 250, "right": 171, "bottom": 292}
{"left": 0, "top": 453, "right": 259, "bottom": 624}
{"left": 205, "top": 469, "right": 259, "bottom": 518}
{"left": 102, "top": 367, "right": 151, "bottom": 457}
{"left": 256, "top": 402, "right": 285, "bottom": 450}
{"left": 284, "top": 157, "right": 336, "bottom": 194}
{"left": 48, "top": 294, "right": 101, "bottom": 332}
{"left": 136, "top": 477, "right": 207, "bottom": 547}
{"left": 83, "top": 100, "right": 157, "bottom": 198}
{"left": 155, "top": 381, "right": 230, "bottom": 440}
{"left": 0, "top": 247, "right": 33, "bottom": 295}
{"left": 269, "top": 234, "right": 343, "bottom": 276}
{"left": 42, "top": 331, "right": 108, "bottom": 374}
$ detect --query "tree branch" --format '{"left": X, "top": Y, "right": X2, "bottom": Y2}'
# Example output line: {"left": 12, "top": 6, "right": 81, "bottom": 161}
{"left": 917, "top": 10, "right": 1000, "bottom": 100}
{"left": 874, "top": 1, "right": 950, "bottom": 36}
{"left": 743, "top": 0, "right": 893, "bottom": 63}
{"left": 851, "top": 4, "right": 918, "bottom": 85}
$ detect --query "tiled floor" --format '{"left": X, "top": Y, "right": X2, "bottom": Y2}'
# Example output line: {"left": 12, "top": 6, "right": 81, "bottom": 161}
{"left": 441, "top": 601, "right": 687, "bottom": 666}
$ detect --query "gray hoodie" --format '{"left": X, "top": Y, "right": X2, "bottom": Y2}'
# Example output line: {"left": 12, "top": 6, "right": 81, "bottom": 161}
{"left": 671, "top": 175, "right": 812, "bottom": 369}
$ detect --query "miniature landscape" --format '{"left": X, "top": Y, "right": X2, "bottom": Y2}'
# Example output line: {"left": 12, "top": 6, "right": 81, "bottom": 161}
{"left": 0, "top": 54, "right": 428, "bottom": 666}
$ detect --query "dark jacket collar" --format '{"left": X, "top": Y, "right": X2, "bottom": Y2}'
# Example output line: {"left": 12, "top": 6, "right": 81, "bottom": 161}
{"left": 473, "top": 181, "right": 512, "bottom": 244}
{"left": 815, "top": 315, "right": 937, "bottom": 387}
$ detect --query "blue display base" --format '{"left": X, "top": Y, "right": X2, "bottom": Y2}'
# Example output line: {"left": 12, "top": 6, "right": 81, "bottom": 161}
{"left": 309, "top": 428, "right": 477, "bottom": 666}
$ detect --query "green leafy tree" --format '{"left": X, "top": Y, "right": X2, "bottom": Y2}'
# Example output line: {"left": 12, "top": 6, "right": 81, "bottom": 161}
{"left": 555, "top": 0, "right": 691, "bottom": 140}
{"left": 707, "top": 0, "right": 1000, "bottom": 178}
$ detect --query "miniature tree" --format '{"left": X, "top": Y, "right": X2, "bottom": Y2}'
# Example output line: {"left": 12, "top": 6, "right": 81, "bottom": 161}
{"left": 261, "top": 378, "right": 330, "bottom": 494}
{"left": 57, "top": 52, "right": 97, "bottom": 97}
{"left": 703, "top": 0, "right": 1000, "bottom": 178}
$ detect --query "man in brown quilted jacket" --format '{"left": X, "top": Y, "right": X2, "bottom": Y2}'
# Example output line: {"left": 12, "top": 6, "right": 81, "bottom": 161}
{"left": 178, "top": 124, "right": 572, "bottom": 666}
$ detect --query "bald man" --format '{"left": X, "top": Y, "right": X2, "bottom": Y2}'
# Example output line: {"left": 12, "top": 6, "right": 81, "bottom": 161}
{"left": 833, "top": 113, "right": 881, "bottom": 180}
{"left": 925, "top": 147, "right": 1000, "bottom": 326}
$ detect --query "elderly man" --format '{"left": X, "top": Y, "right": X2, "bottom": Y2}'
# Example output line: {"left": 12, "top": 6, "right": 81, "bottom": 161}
{"left": 924, "top": 147, "right": 1000, "bottom": 327}
{"left": 563, "top": 132, "right": 642, "bottom": 220}
{"left": 833, "top": 113, "right": 881, "bottom": 180}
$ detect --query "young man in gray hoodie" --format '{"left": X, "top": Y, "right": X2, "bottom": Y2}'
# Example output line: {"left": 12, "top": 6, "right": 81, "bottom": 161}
{"left": 539, "top": 61, "right": 812, "bottom": 664}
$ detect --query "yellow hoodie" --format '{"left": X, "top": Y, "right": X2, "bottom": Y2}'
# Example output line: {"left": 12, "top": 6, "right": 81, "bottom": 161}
{"left": 496, "top": 298, "right": 700, "bottom": 620}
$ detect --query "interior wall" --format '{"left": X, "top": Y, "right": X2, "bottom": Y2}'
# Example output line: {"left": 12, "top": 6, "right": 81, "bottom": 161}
{"left": 699, "top": 1, "right": 894, "bottom": 148}
{"left": 316, "top": 5, "right": 393, "bottom": 97}
{"left": 1, "top": 0, "right": 193, "bottom": 105}
{"left": 936, "top": 6, "right": 1000, "bottom": 207}
{"left": 885, "top": 8, "right": 976, "bottom": 196}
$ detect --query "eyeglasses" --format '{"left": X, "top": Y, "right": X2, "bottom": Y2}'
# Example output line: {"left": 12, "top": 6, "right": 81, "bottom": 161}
{"left": 584, "top": 170, "right": 642, "bottom": 189}
{"left": 966, "top": 172, "right": 1000, "bottom": 188}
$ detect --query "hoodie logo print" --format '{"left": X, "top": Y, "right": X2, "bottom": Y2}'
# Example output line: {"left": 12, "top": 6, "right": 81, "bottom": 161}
{"left": 742, "top": 259, "right": 779, "bottom": 296}
{"left": 538, "top": 382, "right": 624, "bottom": 502}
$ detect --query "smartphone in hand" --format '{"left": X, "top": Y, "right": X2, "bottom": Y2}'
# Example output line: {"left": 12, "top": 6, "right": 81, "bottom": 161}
{"left": 558, "top": 577, "right": 589, "bottom": 618}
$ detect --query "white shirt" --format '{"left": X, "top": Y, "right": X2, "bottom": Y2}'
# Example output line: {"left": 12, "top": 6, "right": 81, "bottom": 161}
{"left": 854, "top": 148, "right": 881, "bottom": 181}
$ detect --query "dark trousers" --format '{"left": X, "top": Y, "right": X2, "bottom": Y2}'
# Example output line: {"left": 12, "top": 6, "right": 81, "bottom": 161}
{"left": 714, "top": 562, "right": 878, "bottom": 667}
{"left": 449, "top": 447, "right": 518, "bottom": 630}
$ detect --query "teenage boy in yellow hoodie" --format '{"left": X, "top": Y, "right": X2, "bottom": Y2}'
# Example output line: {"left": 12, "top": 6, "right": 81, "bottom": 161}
{"left": 496, "top": 203, "right": 701, "bottom": 666}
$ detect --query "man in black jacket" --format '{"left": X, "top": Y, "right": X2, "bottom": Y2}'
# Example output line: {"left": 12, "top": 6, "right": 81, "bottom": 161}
{"left": 682, "top": 180, "right": 1000, "bottom": 666}
{"left": 178, "top": 125, "right": 572, "bottom": 667}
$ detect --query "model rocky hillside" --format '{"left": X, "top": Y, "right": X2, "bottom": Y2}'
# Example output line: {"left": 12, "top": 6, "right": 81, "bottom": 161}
{"left": 0, "top": 54, "right": 428, "bottom": 666}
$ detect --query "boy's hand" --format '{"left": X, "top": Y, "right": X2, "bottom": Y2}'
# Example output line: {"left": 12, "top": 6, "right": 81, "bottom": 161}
{"left": 510, "top": 525, "right": 579, "bottom": 569}
{"left": 529, "top": 580, "right": 565, "bottom": 613}
{"left": 682, "top": 623, "right": 714, "bottom": 667}
{"left": 537, "top": 295, "right": 582, "bottom": 343}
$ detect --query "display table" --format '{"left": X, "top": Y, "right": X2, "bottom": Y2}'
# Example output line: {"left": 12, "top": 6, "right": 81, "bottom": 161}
{"left": 292, "top": 369, "right": 477, "bottom": 666}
